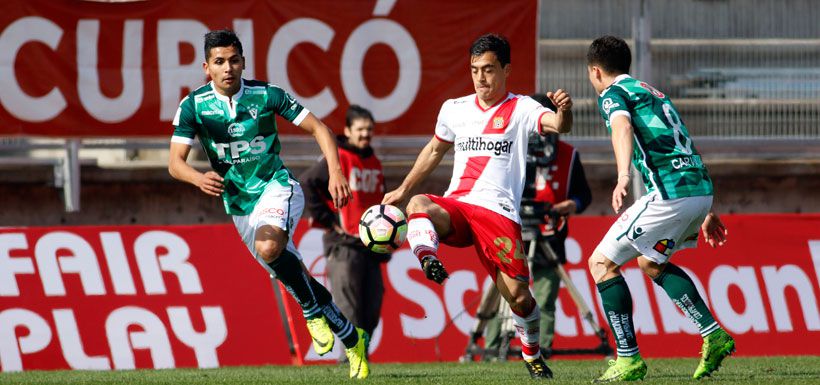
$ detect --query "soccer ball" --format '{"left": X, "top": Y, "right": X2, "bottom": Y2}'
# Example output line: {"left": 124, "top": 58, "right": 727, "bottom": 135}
{"left": 358, "top": 204, "right": 408, "bottom": 254}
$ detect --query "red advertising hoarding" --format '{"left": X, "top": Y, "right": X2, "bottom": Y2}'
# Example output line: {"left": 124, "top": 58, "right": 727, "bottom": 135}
{"left": 0, "top": 0, "right": 538, "bottom": 137}
{"left": 2, "top": 214, "right": 819, "bottom": 372}
{"left": 288, "top": 214, "right": 820, "bottom": 362}
{"left": 0, "top": 225, "right": 291, "bottom": 371}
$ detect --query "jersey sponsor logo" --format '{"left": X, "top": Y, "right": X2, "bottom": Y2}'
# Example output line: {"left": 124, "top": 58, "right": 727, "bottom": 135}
{"left": 602, "top": 98, "right": 620, "bottom": 115}
{"left": 455, "top": 136, "right": 513, "bottom": 156}
{"left": 201, "top": 110, "right": 220, "bottom": 116}
{"left": 196, "top": 93, "right": 215, "bottom": 102}
{"left": 215, "top": 135, "right": 267, "bottom": 159}
{"left": 285, "top": 93, "right": 298, "bottom": 110}
{"left": 227, "top": 123, "right": 246, "bottom": 137}
{"left": 653, "top": 239, "right": 675, "bottom": 256}
{"left": 671, "top": 155, "right": 703, "bottom": 169}
{"left": 640, "top": 82, "right": 666, "bottom": 98}
{"left": 259, "top": 207, "right": 286, "bottom": 219}
{"left": 349, "top": 167, "right": 382, "bottom": 193}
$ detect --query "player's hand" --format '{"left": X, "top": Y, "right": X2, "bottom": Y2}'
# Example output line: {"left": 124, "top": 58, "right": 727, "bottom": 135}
{"left": 701, "top": 212, "right": 728, "bottom": 247}
{"left": 611, "top": 176, "right": 629, "bottom": 213}
{"left": 328, "top": 170, "right": 352, "bottom": 209}
{"left": 196, "top": 171, "right": 224, "bottom": 196}
{"left": 382, "top": 187, "right": 407, "bottom": 206}
{"left": 546, "top": 89, "right": 573, "bottom": 111}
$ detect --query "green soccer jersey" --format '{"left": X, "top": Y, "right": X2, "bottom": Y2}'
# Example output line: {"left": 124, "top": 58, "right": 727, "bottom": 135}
{"left": 172, "top": 79, "right": 308, "bottom": 215}
{"left": 597, "top": 74, "right": 713, "bottom": 199}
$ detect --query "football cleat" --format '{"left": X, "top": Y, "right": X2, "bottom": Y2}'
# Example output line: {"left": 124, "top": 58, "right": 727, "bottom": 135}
{"left": 345, "top": 327, "right": 370, "bottom": 379}
{"left": 524, "top": 356, "right": 554, "bottom": 379}
{"left": 694, "top": 329, "right": 735, "bottom": 379}
{"left": 421, "top": 256, "right": 449, "bottom": 284}
{"left": 593, "top": 355, "right": 648, "bottom": 383}
{"left": 305, "top": 316, "right": 334, "bottom": 356}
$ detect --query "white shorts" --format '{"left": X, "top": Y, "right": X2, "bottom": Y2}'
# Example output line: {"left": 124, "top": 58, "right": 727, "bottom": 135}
{"left": 596, "top": 192, "right": 713, "bottom": 265}
{"left": 232, "top": 177, "right": 305, "bottom": 276}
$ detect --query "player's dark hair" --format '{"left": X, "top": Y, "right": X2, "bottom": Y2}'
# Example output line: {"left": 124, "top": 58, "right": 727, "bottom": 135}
{"left": 204, "top": 29, "right": 243, "bottom": 61}
{"left": 587, "top": 35, "right": 631, "bottom": 75}
{"left": 345, "top": 105, "right": 375, "bottom": 127}
{"left": 470, "top": 34, "right": 511, "bottom": 67}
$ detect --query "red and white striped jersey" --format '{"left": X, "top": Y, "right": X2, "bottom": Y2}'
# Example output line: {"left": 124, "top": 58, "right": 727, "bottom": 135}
{"left": 435, "top": 92, "right": 553, "bottom": 223}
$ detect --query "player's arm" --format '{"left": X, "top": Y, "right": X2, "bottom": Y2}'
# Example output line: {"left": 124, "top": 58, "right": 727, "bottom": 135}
{"left": 298, "top": 113, "right": 351, "bottom": 209}
{"left": 382, "top": 136, "right": 453, "bottom": 205}
{"left": 610, "top": 115, "right": 633, "bottom": 213}
{"left": 168, "top": 142, "right": 224, "bottom": 197}
{"left": 168, "top": 96, "right": 223, "bottom": 196}
{"left": 540, "top": 89, "right": 573, "bottom": 134}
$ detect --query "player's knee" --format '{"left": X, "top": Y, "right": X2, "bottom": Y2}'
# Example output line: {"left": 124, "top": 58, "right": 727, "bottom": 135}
{"left": 406, "top": 195, "right": 434, "bottom": 215}
{"left": 588, "top": 251, "right": 617, "bottom": 283}
{"left": 638, "top": 257, "right": 665, "bottom": 280}
{"left": 508, "top": 295, "right": 533, "bottom": 314}
{"left": 255, "top": 239, "right": 285, "bottom": 263}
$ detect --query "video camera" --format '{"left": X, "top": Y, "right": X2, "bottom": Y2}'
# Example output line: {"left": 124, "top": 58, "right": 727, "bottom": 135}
{"left": 521, "top": 133, "right": 560, "bottom": 235}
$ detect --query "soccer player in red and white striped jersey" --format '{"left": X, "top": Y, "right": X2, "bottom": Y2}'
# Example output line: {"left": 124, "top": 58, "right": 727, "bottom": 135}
{"left": 382, "top": 34, "right": 572, "bottom": 379}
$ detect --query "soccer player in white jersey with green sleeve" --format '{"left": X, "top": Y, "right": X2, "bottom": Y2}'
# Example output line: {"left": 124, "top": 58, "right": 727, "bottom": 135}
{"left": 168, "top": 29, "right": 368, "bottom": 379}
{"left": 585, "top": 35, "right": 734, "bottom": 382}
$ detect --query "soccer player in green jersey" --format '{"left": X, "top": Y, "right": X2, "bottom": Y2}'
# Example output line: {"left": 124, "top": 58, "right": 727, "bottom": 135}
{"left": 168, "top": 30, "right": 368, "bottom": 379}
{"left": 584, "top": 36, "right": 734, "bottom": 382}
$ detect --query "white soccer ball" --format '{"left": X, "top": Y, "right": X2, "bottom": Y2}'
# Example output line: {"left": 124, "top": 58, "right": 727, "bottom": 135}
{"left": 358, "top": 204, "right": 408, "bottom": 254}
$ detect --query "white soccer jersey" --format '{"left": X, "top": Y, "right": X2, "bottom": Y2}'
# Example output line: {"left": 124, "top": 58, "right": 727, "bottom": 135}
{"left": 435, "top": 92, "right": 553, "bottom": 223}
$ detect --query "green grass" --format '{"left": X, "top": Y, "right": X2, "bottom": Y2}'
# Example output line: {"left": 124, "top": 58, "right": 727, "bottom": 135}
{"left": 1, "top": 357, "right": 818, "bottom": 384}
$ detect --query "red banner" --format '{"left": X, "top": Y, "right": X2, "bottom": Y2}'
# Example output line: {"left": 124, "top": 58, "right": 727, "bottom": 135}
{"left": 0, "top": 225, "right": 291, "bottom": 372}
{"left": 0, "top": 0, "right": 538, "bottom": 137}
{"left": 3, "top": 214, "right": 818, "bottom": 372}
{"left": 287, "top": 214, "right": 820, "bottom": 362}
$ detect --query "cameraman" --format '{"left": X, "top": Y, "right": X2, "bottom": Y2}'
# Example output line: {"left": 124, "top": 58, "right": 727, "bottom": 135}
{"left": 484, "top": 94, "right": 592, "bottom": 357}
{"left": 301, "top": 105, "right": 387, "bottom": 357}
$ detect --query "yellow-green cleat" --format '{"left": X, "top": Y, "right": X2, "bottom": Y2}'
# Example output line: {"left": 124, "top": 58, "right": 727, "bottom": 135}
{"left": 306, "top": 316, "right": 334, "bottom": 356}
{"left": 345, "top": 327, "right": 370, "bottom": 379}
{"left": 694, "top": 329, "right": 735, "bottom": 379}
{"left": 593, "top": 355, "right": 648, "bottom": 383}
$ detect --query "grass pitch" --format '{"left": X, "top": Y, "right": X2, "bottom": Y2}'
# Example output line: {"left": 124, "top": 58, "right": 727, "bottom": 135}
{"left": 1, "top": 356, "right": 818, "bottom": 384}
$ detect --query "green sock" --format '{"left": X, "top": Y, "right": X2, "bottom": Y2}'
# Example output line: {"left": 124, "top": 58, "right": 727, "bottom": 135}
{"left": 307, "top": 277, "right": 359, "bottom": 348}
{"left": 597, "top": 275, "right": 640, "bottom": 357}
{"left": 267, "top": 250, "right": 321, "bottom": 319}
{"left": 653, "top": 264, "right": 719, "bottom": 337}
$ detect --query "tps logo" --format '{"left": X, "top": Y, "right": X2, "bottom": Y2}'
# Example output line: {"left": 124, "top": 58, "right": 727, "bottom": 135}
{"left": 215, "top": 136, "right": 267, "bottom": 159}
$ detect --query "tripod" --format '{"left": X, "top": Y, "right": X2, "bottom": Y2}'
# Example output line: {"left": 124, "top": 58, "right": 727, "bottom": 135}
{"left": 461, "top": 222, "right": 613, "bottom": 362}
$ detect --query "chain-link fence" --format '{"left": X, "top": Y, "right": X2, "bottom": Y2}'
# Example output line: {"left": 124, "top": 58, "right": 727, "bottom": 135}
{"left": 538, "top": 0, "right": 820, "bottom": 140}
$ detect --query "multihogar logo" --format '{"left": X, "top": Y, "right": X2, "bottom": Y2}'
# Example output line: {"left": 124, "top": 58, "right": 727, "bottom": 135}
{"left": 455, "top": 137, "right": 513, "bottom": 156}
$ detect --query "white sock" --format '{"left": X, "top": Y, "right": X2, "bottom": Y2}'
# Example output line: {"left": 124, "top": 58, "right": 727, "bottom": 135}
{"left": 407, "top": 213, "right": 439, "bottom": 261}
{"left": 512, "top": 301, "right": 541, "bottom": 360}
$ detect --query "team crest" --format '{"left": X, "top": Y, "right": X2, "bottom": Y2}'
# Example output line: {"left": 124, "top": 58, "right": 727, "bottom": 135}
{"left": 493, "top": 116, "right": 505, "bottom": 129}
{"left": 653, "top": 239, "right": 676, "bottom": 256}
{"left": 249, "top": 107, "right": 258, "bottom": 120}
